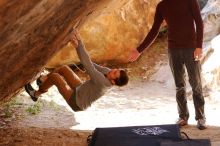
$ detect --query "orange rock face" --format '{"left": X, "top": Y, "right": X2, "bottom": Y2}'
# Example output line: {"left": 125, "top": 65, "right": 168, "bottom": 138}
{"left": 46, "top": 0, "right": 159, "bottom": 68}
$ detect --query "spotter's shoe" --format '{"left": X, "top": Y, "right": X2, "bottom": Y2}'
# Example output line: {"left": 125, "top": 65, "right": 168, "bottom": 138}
{"left": 197, "top": 119, "right": 207, "bottom": 130}
{"left": 176, "top": 117, "right": 188, "bottom": 127}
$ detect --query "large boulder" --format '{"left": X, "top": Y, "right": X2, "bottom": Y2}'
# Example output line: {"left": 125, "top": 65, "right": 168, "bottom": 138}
{"left": 0, "top": 0, "right": 112, "bottom": 101}
{"left": 46, "top": 0, "right": 159, "bottom": 68}
{"left": 202, "top": 35, "right": 220, "bottom": 92}
{"left": 202, "top": 0, "right": 220, "bottom": 42}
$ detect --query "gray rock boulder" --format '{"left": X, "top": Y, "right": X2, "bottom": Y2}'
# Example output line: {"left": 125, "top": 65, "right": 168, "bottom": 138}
{"left": 202, "top": 0, "right": 220, "bottom": 42}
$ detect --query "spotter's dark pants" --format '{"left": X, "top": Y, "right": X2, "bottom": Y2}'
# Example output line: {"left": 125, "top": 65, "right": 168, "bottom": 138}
{"left": 168, "top": 48, "right": 205, "bottom": 120}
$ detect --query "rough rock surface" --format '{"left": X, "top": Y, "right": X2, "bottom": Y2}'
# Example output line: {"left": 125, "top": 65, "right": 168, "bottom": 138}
{"left": 202, "top": 35, "right": 220, "bottom": 91}
{"left": 202, "top": 0, "right": 220, "bottom": 41}
{"left": 46, "top": 0, "right": 159, "bottom": 68}
{"left": 0, "top": 0, "right": 114, "bottom": 101}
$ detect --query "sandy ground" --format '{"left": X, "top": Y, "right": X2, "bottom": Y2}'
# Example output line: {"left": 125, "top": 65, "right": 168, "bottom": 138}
{"left": 1, "top": 36, "right": 220, "bottom": 146}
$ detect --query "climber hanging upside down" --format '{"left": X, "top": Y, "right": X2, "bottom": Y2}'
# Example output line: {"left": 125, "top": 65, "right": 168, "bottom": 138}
{"left": 25, "top": 29, "right": 129, "bottom": 111}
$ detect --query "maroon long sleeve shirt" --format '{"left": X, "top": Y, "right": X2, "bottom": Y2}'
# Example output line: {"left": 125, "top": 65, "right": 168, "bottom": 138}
{"left": 137, "top": 0, "right": 203, "bottom": 53}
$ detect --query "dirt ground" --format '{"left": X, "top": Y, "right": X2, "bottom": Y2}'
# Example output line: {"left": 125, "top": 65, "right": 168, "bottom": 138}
{"left": 1, "top": 36, "right": 220, "bottom": 146}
